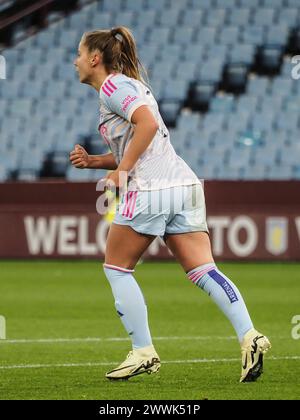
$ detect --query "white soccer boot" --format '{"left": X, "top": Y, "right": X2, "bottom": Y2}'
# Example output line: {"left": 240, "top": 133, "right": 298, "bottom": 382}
{"left": 240, "top": 328, "right": 271, "bottom": 383}
{"left": 106, "top": 345, "right": 161, "bottom": 380}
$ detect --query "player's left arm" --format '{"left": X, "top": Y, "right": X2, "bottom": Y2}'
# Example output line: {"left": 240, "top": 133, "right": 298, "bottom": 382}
{"left": 119, "top": 105, "right": 158, "bottom": 171}
{"left": 106, "top": 105, "right": 158, "bottom": 187}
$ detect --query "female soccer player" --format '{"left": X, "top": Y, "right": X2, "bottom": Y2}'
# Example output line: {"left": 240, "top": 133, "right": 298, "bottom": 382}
{"left": 70, "top": 26, "right": 271, "bottom": 382}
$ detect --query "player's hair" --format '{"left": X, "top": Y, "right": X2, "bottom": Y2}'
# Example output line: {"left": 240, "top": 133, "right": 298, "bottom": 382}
{"left": 82, "top": 26, "right": 147, "bottom": 83}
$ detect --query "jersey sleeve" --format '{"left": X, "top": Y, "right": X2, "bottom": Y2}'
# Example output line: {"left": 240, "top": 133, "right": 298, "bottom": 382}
{"left": 101, "top": 77, "right": 148, "bottom": 122}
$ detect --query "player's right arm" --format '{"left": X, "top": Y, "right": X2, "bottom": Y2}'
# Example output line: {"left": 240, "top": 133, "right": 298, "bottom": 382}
{"left": 69, "top": 144, "right": 118, "bottom": 170}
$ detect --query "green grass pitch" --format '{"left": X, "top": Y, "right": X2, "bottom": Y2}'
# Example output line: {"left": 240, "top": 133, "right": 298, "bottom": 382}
{"left": 0, "top": 261, "right": 299, "bottom": 400}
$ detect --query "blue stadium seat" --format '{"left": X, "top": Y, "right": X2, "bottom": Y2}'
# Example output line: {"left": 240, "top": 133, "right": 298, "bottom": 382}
{"left": 262, "top": 0, "right": 284, "bottom": 6}
{"left": 177, "top": 111, "right": 201, "bottom": 132}
{"left": 286, "top": 0, "right": 300, "bottom": 7}
{"left": 25, "top": 48, "right": 44, "bottom": 64}
{"left": 46, "top": 48, "right": 68, "bottom": 64}
{"left": 174, "top": 62, "right": 198, "bottom": 81}
{"left": 90, "top": 12, "right": 112, "bottom": 28}
{"left": 251, "top": 112, "right": 274, "bottom": 131}
{"left": 239, "top": 0, "right": 262, "bottom": 7}
{"left": 0, "top": 149, "right": 19, "bottom": 171}
{"left": 33, "top": 63, "right": 56, "bottom": 80}
{"left": 241, "top": 26, "right": 265, "bottom": 45}
{"left": 66, "top": 165, "right": 93, "bottom": 181}
{"left": 195, "top": 27, "right": 217, "bottom": 46}
{"left": 202, "top": 149, "right": 226, "bottom": 166}
{"left": 56, "top": 63, "right": 78, "bottom": 81}
{"left": 206, "top": 44, "right": 229, "bottom": 61}
{"left": 115, "top": 11, "right": 137, "bottom": 27}
{"left": 12, "top": 63, "right": 34, "bottom": 80}
{"left": 202, "top": 113, "right": 226, "bottom": 133}
{"left": 0, "top": 82, "right": 22, "bottom": 99}
{"left": 147, "top": 27, "right": 171, "bottom": 44}
{"left": 252, "top": 147, "right": 278, "bottom": 166}
{"left": 225, "top": 63, "right": 248, "bottom": 93}
{"left": 259, "top": 95, "right": 283, "bottom": 113}
{"left": 145, "top": 0, "right": 169, "bottom": 10}
{"left": 215, "top": 0, "right": 236, "bottom": 8}
{"left": 210, "top": 94, "right": 234, "bottom": 113}
{"left": 229, "top": 44, "right": 255, "bottom": 66}
{"left": 257, "top": 45, "right": 283, "bottom": 73}
{"left": 10, "top": 99, "right": 34, "bottom": 117}
{"left": 277, "top": 8, "right": 299, "bottom": 27}
{"left": 275, "top": 111, "right": 299, "bottom": 131}
{"left": 242, "top": 164, "right": 267, "bottom": 180}
{"left": 280, "top": 57, "right": 295, "bottom": 77}
{"left": 66, "top": 10, "right": 90, "bottom": 30}
{"left": 216, "top": 166, "right": 243, "bottom": 180}
{"left": 1, "top": 48, "right": 24, "bottom": 65}
{"left": 21, "top": 80, "right": 45, "bottom": 99}
{"left": 157, "top": 9, "right": 181, "bottom": 27}
{"left": 197, "top": 58, "right": 224, "bottom": 83}
{"left": 228, "top": 8, "right": 251, "bottom": 26}
{"left": 0, "top": 100, "right": 7, "bottom": 116}
{"left": 181, "top": 9, "right": 204, "bottom": 27}
{"left": 101, "top": 0, "right": 123, "bottom": 12}
{"left": 205, "top": 9, "right": 227, "bottom": 26}
{"left": 225, "top": 112, "right": 250, "bottom": 132}
{"left": 17, "top": 169, "right": 39, "bottom": 181}
{"left": 227, "top": 148, "right": 252, "bottom": 169}
{"left": 162, "top": 79, "right": 188, "bottom": 102}
{"left": 44, "top": 81, "right": 67, "bottom": 98}
{"left": 270, "top": 77, "right": 294, "bottom": 96}
{"left": 135, "top": 10, "right": 157, "bottom": 28}
{"left": 33, "top": 30, "right": 57, "bottom": 48}
{"left": 218, "top": 27, "right": 240, "bottom": 45}
{"left": 158, "top": 43, "right": 182, "bottom": 61}
{"left": 149, "top": 61, "right": 174, "bottom": 81}
{"left": 267, "top": 165, "right": 293, "bottom": 180}
{"left": 0, "top": 165, "right": 9, "bottom": 182}
{"left": 252, "top": 8, "right": 276, "bottom": 26}
{"left": 189, "top": 0, "right": 212, "bottom": 9}
{"left": 181, "top": 43, "right": 204, "bottom": 63}
{"left": 172, "top": 27, "right": 196, "bottom": 45}
{"left": 247, "top": 76, "right": 270, "bottom": 95}
{"left": 265, "top": 25, "right": 289, "bottom": 46}
{"left": 57, "top": 30, "right": 80, "bottom": 49}
{"left": 19, "top": 149, "right": 43, "bottom": 171}
{"left": 283, "top": 97, "right": 299, "bottom": 112}
{"left": 159, "top": 101, "right": 181, "bottom": 126}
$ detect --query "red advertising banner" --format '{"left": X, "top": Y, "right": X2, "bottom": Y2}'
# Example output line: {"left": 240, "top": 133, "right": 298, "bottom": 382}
{"left": 0, "top": 181, "right": 299, "bottom": 260}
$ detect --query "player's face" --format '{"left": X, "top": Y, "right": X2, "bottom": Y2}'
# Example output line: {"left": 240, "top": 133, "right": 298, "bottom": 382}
{"left": 74, "top": 41, "right": 93, "bottom": 84}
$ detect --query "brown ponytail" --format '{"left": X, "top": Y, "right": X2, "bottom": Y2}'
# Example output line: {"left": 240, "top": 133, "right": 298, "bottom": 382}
{"left": 82, "top": 26, "right": 147, "bottom": 83}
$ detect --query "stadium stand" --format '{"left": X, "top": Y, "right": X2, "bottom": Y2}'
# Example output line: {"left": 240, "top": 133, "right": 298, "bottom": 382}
{"left": 0, "top": 0, "right": 300, "bottom": 181}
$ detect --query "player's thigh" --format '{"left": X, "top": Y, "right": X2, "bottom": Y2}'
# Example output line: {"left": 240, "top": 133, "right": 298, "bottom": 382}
{"left": 105, "top": 223, "right": 156, "bottom": 270}
{"left": 164, "top": 231, "right": 214, "bottom": 273}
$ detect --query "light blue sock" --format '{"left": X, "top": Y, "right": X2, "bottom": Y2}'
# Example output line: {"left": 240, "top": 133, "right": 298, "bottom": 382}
{"left": 103, "top": 264, "right": 152, "bottom": 349}
{"left": 187, "top": 263, "right": 253, "bottom": 342}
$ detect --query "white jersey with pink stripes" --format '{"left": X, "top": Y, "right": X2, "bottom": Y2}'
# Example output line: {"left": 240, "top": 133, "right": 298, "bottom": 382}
{"left": 98, "top": 73, "right": 200, "bottom": 191}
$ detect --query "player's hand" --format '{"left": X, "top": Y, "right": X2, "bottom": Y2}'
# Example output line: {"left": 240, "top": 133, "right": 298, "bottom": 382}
{"left": 69, "top": 144, "right": 90, "bottom": 169}
{"left": 105, "top": 169, "right": 128, "bottom": 190}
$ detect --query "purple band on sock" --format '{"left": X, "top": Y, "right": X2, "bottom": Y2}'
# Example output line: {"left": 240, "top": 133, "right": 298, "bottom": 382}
{"left": 209, "top": 270, "right": 239, "bottom": 303}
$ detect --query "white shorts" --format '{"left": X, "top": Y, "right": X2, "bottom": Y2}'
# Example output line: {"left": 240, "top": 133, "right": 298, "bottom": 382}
{"left": 113, "top": 184, "right": 208, "bottom": 237}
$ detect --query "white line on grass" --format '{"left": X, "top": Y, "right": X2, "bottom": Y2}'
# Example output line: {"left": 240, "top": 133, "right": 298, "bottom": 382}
{"left": 0, "top": 336, "right": 237, "bottom": 344}
{"left": 0, "top": 356, "right": 298, "bottom": 370}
